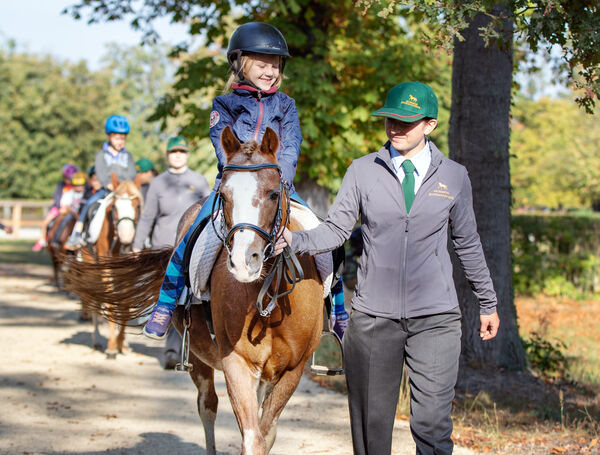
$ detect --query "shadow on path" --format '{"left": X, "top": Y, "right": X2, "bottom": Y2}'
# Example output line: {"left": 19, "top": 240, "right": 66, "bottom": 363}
{"left": 36, "top": 432, "right": 234, "bottom": 455}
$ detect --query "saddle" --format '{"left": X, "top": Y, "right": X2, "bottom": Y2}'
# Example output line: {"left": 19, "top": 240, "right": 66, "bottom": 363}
{"left": 82, "top": 198, "right": 107, "bottom": 246}
{"left": 49, "top": 212, "right": 76, "bottom": 248}
{"left": 179, "top": 201, "right": 345, "bottom": 335}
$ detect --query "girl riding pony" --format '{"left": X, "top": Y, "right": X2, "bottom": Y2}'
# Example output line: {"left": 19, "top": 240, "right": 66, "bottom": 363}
{"left": 143, "top": 22, "right": 349, "bottom": 339}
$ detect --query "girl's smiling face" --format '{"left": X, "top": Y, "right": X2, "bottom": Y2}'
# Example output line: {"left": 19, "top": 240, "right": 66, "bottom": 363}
{"left": 244, "top": 53, "right": 281, "bottom": 91}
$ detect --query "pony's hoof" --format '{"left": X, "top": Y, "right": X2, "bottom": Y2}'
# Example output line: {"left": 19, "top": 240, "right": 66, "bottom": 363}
{"left": 106, "top": 352, "right": 117, "bottom": 360}
{"left": 93, "top": 344, "right": 103, "bottom": 351}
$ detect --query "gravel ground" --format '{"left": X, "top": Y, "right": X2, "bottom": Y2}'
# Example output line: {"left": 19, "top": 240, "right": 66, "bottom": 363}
{"left": 0, "top": 264, "right": 478, "bottom": 455}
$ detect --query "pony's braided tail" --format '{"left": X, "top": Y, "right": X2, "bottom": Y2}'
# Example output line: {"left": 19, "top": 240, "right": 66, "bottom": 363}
{"left": 62, "top": 248, "right": 173, "bottom": 324}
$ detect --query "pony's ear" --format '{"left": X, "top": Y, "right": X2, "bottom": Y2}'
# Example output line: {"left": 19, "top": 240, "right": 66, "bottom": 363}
{"left": 260, "top": 127, "right": 279, "bottom": 160}
{"left": 221, "top": 126, "right": 241, "bottom": 163}
{"left": 111, "top": 172, "right": 120, "bottom": 189}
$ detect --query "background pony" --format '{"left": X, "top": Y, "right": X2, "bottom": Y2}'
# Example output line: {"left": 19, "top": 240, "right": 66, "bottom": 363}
{"left": 66, "top": 176, "right": 143, "bottom": 358}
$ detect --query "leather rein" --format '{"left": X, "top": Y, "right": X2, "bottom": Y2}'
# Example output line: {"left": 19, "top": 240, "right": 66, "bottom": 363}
{"left": 211, "top": 162, "right": 304, "bottom": 317}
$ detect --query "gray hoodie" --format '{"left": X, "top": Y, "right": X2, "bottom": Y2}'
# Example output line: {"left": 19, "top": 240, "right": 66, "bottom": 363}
{"left": 133, "top": 168, "right": 210, "bottom": 250}
{"left": 292, "top": 141, "right": 497, "bottom": 319}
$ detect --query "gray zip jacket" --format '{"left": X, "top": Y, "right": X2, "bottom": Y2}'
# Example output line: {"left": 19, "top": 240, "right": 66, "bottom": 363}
{"left": 292, "top": 141, "right": 497, "bottom": 319}
{"left": 133, "top": 168, "right": 210, "bottom": 250}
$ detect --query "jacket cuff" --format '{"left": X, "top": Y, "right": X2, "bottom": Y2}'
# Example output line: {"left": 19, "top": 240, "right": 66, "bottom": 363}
{"left": 480, "top": 305, "right": 497, "bottom": 315}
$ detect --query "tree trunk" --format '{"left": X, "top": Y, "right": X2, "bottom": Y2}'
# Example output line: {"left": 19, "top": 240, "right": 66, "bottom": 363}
{"left": 449, "top": 6, "right": 527, "bottom": 369}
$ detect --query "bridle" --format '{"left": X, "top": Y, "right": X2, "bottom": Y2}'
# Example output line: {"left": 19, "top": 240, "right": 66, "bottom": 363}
{"left": 109, "top": 194, "right": 141, "bottom": 252}
{"left": 212, "top": 163, "right": 285, "bottom": 259}
{"left": 211, "top": 162, "right": 304, "bottom": 317}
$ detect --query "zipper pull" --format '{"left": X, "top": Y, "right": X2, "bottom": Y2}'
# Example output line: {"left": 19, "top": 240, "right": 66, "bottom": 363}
{"left": 405, "top": 219, "right": 409, "bottom": 232}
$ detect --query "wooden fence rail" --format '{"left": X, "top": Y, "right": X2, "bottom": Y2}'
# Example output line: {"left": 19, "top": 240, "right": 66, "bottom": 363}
{"left": 0, "top": 200, "right": 53, "bottom": 239}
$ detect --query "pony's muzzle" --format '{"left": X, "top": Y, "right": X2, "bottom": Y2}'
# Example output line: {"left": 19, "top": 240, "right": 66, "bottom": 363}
{"left": 227, "top": 233, "right": 264, "bottom": 282}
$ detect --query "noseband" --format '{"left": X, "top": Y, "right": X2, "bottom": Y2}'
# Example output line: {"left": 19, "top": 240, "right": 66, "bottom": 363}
{"left": 212, "top": 162, "right": 304, "bottom": 317}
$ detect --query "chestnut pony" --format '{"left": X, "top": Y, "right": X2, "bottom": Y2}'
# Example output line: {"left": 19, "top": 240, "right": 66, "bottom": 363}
{"left": 65, "top": 127, "right": 324, "bottom": 454}
{"left": 67, "top": 176, "right": 143, "bottom": 358}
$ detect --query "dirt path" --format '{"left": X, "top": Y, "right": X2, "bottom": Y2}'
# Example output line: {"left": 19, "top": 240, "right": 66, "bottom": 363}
{"left": 0, "top": 264, "right": 477, "bottom": 455}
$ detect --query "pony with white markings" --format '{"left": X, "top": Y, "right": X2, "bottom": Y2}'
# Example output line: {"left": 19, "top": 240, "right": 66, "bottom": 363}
{"left": 64, "top": 127, "right": 325, "bottom": 454}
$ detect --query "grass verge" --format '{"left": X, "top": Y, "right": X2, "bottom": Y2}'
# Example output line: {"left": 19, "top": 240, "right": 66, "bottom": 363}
{"left": 307, "top": 296, "right": 600, "bottom": 454}
{"left": 0, "top": 239, "right": 51, "bottom": 266}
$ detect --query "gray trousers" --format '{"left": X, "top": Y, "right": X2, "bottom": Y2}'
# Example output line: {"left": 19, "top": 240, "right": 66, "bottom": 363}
{"left": 343, "top": 307, "right": 462, "bottom": 455}
{"left": 165, "top": 326, "right": 182, "bottom": 355}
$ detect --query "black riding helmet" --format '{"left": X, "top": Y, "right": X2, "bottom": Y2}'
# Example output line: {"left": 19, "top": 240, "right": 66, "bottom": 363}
{"left": 227, "top": 22, "right": 290, "bottom": 78}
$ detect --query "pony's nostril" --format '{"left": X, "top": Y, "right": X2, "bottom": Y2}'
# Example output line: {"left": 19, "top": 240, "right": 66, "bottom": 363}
{"left": 247, "top": 251, "right": 261, "bottom": 269}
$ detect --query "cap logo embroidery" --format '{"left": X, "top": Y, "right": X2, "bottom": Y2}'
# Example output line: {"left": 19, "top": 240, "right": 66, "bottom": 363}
{"left": 401, "top": 94, "right": 421, "bottom": 109}
{"left": 209, "top": 110, "right": 220, "bottom": 128}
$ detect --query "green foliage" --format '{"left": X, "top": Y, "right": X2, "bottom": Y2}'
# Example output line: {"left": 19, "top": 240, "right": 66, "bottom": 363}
{"left": 522, "top": 332, "right": 569, "bottom": 380}
{"left": 0, "top": 42, "right": 192, "bottom": 198}
{"left": 510, "top": 96, "right": 600, "bottom": 210}
{"left": 0, "top": 50, "right": 113, "bottom": 198}
{"left": 512, "top": 213, "right": 600, "bottom": 298}
{"left": 357, "top": 0, "right": 600, "bottom": 113}
{"left": 64, "top": 0, "right": 452, "bottom": 191}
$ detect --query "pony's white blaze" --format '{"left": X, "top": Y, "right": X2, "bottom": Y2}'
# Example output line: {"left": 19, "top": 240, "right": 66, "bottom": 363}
{"left": 227, "top": 172, "right": 262, "bottom": 282}
{"left": 115, "top": 197, "right": 136, "bottom": 245}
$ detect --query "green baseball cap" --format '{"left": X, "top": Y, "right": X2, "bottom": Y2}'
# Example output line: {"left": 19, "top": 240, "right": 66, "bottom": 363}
{"left": 372, "top": 82, "right": 438, "bottom": 122}
{"left": 135, "top": 158, "right": 155, "bottom": 173}
{"left": 166, "top": 135, "right": 189, "bottom": 152}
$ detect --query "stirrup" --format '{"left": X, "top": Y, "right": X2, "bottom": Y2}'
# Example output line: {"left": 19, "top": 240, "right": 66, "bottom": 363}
{"left": 175, "top": 288, "right": 193, "bottom": 372}
{"left": 310, "top": 330, "right": 344, "bottom": 376}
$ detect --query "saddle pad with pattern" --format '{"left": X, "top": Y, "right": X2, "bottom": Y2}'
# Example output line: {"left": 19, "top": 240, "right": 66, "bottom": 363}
{"left": 187, "top": 202, "right": 333, "bottom": 303}
{"left": 86, "top": 195, "right": 112, "bottom": 244}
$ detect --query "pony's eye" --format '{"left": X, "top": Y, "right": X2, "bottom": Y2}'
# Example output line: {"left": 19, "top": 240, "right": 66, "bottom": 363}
{"left": 269, "top": 191, "right": 280, "bottom": 201}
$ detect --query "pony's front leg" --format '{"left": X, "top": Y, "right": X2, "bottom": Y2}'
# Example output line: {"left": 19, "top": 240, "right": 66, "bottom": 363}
{"left": 106, "top": 319, "right": 118, "bottom": 359}
{"left": 259, "top": 365, "right": 304, "bottom": 452}
{"left": 116, "top": 321, "right": 129, "bottom": 354}
{"left": 188, "top": 350, "right": 218, "bottom": 455}
{"left": 222, "top": 352, "right": 265, "bottom": 455}
{"left": 91, "top": 312, "right": 102, "bottom": 351}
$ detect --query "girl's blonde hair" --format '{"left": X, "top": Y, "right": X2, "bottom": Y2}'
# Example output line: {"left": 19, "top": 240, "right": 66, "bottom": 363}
{"left": 224, "top": 53, "right": 284, "bottom": 92}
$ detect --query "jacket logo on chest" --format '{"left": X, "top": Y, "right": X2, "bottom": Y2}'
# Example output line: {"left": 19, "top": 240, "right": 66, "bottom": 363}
{"left": 209, "top": 110, "right": 220, "bottom": 128}
{"left": 429, "top": 181, "right": 454, "bottom": 200}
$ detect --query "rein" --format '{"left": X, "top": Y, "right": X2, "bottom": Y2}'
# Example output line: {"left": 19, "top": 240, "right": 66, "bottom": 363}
{"left": 212, "top": 162, "right": 304, "bottom": 317}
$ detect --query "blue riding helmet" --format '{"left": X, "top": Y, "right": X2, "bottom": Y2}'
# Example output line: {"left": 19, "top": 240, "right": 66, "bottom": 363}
{"left": 105, "top": 115, "right": 130, "bottom": 134}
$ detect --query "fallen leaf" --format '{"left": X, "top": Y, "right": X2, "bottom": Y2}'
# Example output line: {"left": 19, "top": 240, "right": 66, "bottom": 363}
{"left": 551, "top": 447, "right": 567, "bottom": 454}
{"left": 589, "top": 438, "right": 598, "bottom": 450}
